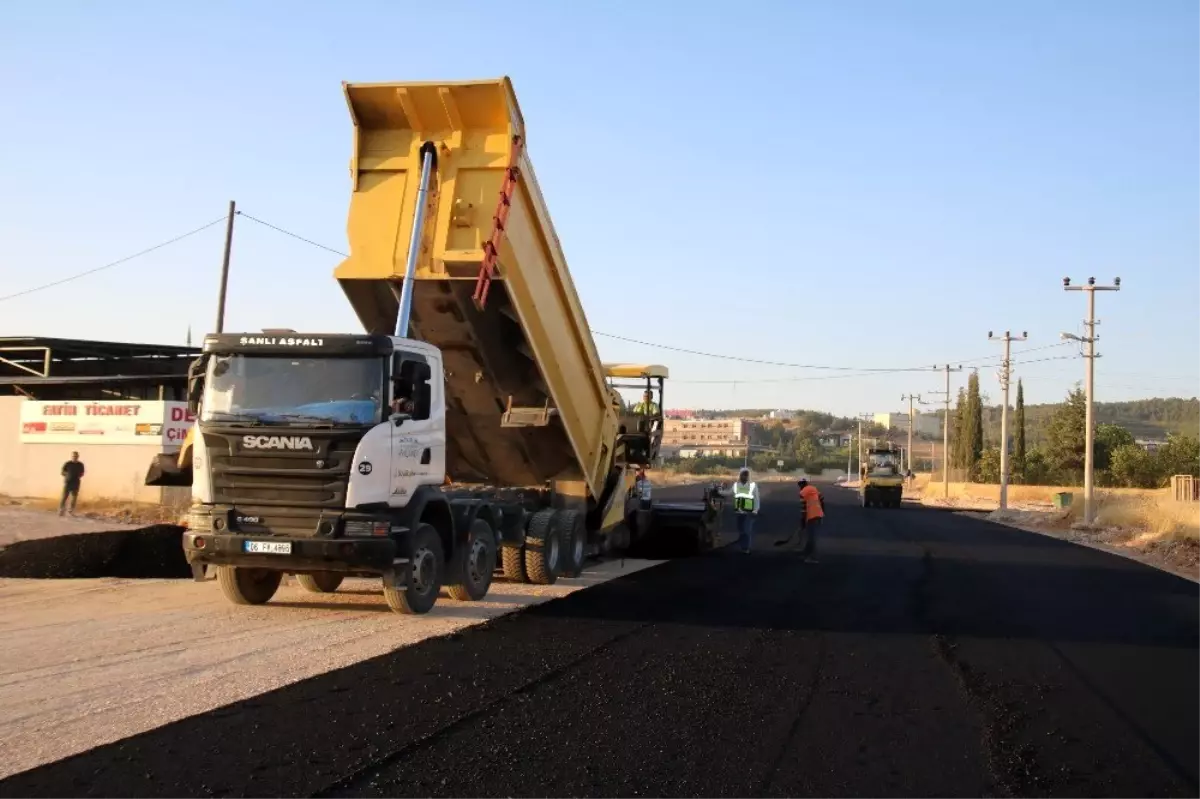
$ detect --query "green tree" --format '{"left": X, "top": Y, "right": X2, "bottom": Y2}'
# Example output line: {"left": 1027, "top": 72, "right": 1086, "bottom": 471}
{"left": 1045, "top": 387, "right": 1087, "bottom": 483}
{"left": 1013, "top": 379, "right": 1026, "bottom": 483}
{"left": 1109, "top": 443, "right": 1162, "bottom": 488}
{"left": 1023, "top": 448, "right": 1053, "bottom": 485}
{"left": 794, "top": 437, "right": 821, "bottom": 470}
{"left": 951, "top": 387, "right": 969, "bottom": 470}
{"left": 1094, "top": 423, "right": 1135, "bottom": 474}
{"left": 1157, "top": 433, "right": 1200, "bottom": 478}
{"left": 968, "top": 370, "right": 984, "bottom": 476}
{"left": 977, "top": 446, "right": 1002, "bottom": 483}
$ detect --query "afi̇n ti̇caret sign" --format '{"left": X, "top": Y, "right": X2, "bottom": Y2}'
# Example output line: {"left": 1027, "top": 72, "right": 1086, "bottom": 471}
{"left": 19, "top": 400, "right": 194, "bottom": 448}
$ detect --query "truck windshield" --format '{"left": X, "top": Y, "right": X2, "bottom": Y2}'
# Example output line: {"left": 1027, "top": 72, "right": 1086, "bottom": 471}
{"left": 200, "top": 355, "right": 384, "bottom": 426}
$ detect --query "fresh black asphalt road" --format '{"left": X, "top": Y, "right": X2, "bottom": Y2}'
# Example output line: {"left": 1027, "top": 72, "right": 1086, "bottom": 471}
{"left": 2, "top": 482, "right": 1196, "bottom": 798}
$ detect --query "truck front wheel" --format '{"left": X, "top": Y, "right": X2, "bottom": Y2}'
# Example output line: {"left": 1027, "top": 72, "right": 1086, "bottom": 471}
{"left": 295, "top": 571, "right": 344, "bottom": 593}
{"left": 447, "top": 519, "right": 496, "bottom": 601}
{"left": 217, "top": 566, "right": 282, "bottom": 606}
{"left": 383, "top": 523, "right": 444, "bottom": 614}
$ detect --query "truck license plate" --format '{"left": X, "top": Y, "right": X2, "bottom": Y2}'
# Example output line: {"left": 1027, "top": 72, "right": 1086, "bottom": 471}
{"left": 244, "top": 540, "right": 292, "bottom": 555}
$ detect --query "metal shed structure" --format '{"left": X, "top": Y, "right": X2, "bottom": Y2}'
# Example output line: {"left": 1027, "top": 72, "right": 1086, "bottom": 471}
{"left": 0, "top": 337, "right": 198, "bottom": 401}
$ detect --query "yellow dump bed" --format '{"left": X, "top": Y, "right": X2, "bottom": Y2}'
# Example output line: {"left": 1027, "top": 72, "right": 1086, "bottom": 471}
{"left": 334, "top": 78, "right": 618, "bottom": 500}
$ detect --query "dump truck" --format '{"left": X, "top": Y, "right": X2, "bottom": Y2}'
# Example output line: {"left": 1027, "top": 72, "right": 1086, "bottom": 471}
{"left": 859, "top": 445, "right": 905, "bottom": 508}
{"left": 146, "top": 77, "right": 721, "bottom": 614}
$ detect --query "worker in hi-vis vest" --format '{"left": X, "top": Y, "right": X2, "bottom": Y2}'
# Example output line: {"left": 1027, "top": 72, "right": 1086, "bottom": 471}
{"left": 732, "top": 467, "right": 760, "bottom": 554}
{"left": 632, "top": 390, "right": 659, "bottom": 417}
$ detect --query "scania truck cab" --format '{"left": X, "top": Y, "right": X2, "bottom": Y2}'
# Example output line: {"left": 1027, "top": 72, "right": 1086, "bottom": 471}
{"left": 182, "top": 330, "right": 483, "bottom": 615}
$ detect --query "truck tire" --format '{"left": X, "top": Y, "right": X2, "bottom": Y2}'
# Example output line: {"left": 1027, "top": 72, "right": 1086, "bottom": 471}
{"left": 501, "top": 545, "right": 529, "bottom": 583}
{"left": 217, "top": 566, "right": 282, "bottom": 606}
{"left": 556, "top": 509, "right": 586, "bottom": 578}
{"left": 295, "top": 571, "right": 344, "bottom": 593}
{"left": 447, "top": 518, "right": 496, "bottom": 601}
{"left": 524, "top": 508, "right": 561, "bottom": 585}
{"left": 383, "top": 523, "right": 444, "bottom": 615}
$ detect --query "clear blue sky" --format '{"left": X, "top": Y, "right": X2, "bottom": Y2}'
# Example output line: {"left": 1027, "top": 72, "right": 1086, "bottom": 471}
{"left": 1, "top": 0, "right": 1196, "bottom": 416}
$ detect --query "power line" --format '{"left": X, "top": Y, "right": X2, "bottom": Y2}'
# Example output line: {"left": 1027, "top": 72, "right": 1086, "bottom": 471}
{"left": 0, "top": 216, "right": 228, "bottom": 303}
{"left": 671, "top": 355, "right": 1079, "bottom": 384}
{"left": 591, "top": 331, "right": 939, "bottom": 372}
{"left": 207, "top": 211, "right": 1087, "bottom": 375}
{"left": 229, "top": 212, "right": 1046, "bottom": 374}
{"left": 235, "top": 211, "right": 349, "bottom": 257}
{"left": 0, "top": 208, "right": 1085, "bottom": 384}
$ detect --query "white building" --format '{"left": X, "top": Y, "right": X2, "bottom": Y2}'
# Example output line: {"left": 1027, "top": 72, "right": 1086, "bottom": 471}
{"left": 873, "top": 411, "right": 940, "bottom": 437}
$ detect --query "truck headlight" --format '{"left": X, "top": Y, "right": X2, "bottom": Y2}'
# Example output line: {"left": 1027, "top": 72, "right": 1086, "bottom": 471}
{"left": 344, "top": 520, "right": 390, "bottom": 537}
{"left": 185, "top": 510, "right": 213, "bottom": 531}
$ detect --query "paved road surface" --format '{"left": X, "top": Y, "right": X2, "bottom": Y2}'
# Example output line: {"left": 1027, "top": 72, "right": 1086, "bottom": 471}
{"left": 1, "top": 482, "right": 1195, "bottom": 797}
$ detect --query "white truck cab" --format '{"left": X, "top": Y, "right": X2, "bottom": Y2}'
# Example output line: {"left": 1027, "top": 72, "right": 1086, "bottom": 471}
{"left": 180, "top": 332, "right": 489, "bottom": 615}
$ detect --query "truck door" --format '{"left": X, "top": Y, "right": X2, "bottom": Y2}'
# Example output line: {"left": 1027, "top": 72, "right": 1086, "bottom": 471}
{"left": 388, "top": 352, "right": 447, "bottom": 504}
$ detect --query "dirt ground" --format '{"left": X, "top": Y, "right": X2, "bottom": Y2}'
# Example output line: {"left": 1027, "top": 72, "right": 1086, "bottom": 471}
{"left": 0, "top": 556, "right": 670, "bottom": 781}
{"left": 0, "top": 503, "right": 141, "bottom": 548}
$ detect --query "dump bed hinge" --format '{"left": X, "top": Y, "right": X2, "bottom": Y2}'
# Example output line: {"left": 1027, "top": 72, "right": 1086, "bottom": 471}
{"left": 472, "top": 134, "right": 524, "bottom": 311}
{"left": 500, "top": 395, "right": 556, "bottom": 427}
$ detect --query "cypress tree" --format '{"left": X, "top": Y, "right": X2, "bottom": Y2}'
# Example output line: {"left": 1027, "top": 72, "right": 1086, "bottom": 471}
{"left": 952, "top": 387, "right": 968, "bottom": 470}
{"left": 969, "top": 370, "right": 984, "bottom": 475}
{"left": 1014, "top": 379, "right": 1026, "bottom": 483}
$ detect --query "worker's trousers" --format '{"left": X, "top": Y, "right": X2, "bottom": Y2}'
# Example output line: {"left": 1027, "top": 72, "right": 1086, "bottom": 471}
{"left": 59, "top": 483, "right": 79, "bottom": 515}
{"left": 735, "top": 512, "right": 755, "bottom": 553}
{"left": 800, "top": 517, "right": 822, "bottom": 559}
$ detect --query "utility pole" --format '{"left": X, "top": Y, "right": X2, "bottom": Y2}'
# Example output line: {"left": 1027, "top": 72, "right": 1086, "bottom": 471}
{"left": 1062, "top": 276, "right": 1121, "bottom": 525}
{"left": 214, "top": 200, "right": 236, "bottom": 334}
{"left": 988, "top": 331, "right": 1028, "bottom": 511}
{"left": 927, "top": 365, "right": 963, "bottom": 498}
{"left": 845, "top": 432, "right": 853, "bottom": 480}
{"left": 901, "top": 393, "right": 921, "bottom": 476}
{"left": 856, "top": 413, "right": 873, "bottom": 480}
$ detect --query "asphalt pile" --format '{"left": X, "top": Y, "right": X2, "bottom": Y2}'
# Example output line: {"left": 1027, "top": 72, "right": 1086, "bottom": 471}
{"left": 0, "top": 525, "right": 190, "bottom": 579}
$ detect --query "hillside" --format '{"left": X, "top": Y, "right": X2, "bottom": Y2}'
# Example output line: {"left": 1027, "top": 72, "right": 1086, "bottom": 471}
{"left": 922, "top": 396, "right": 1198, "bottom": 445}
{"left": 693, "top": 398, "right": 1198, "bottom": 445}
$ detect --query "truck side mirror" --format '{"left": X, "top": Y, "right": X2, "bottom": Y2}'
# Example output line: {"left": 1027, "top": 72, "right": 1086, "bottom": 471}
{"left": 185, "top": 357, "right": 206, "bottom": 415}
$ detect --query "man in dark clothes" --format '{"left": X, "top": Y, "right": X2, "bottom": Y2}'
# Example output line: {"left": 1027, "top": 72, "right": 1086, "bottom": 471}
{"left": 59, "top": 451, "right": 85, "bottom": 516}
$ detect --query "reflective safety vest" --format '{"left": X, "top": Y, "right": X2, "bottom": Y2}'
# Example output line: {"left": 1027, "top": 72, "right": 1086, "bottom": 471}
{"left": 633, "top": 401, "right": 659, "bottom": 415}
{"left": 733, "top": 481, "right": 757, "bottom": 513}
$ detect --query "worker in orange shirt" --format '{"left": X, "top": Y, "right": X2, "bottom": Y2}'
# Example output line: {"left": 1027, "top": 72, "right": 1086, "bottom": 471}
{"left": 796, "top": 478, "right": 825, "bottom": 562}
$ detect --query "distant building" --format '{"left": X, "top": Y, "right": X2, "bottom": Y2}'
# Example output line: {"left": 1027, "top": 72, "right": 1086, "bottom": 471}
{"left": 664, "top": 417, "right": 756, "bottom": 459}
{"left": 1136, "top": 438, "right": 1167, "bottom": 453}
{"left": 817, "top": 430, "right": 853, "bottom": 448}
{"left": 873, "top": 411, "right": 940, "bottom": 437}
{"left": 767, "top": 409, "right": 795, "bottom": 421}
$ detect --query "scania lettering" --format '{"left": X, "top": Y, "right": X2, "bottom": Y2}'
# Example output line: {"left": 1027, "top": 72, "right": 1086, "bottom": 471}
{"left": 146, "top": 77, "right": 721, "bottom": 615}
{"left": 242, "top": 435, "right": 315, "bottom": 451}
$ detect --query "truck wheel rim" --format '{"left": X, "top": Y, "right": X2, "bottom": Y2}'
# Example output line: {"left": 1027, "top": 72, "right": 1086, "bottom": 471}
{"left": 547, "top": 536, "right": 560, "bottom": 570}
{"left": 413, "top": 547, "right": 436, "bottom": 593}
{"left": 572, "top": 531, "right": 584, "bottom": 565}
{"left": 467, "top": 538, "right": 489, "bottom": 585}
